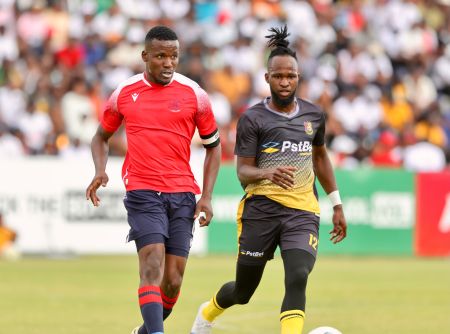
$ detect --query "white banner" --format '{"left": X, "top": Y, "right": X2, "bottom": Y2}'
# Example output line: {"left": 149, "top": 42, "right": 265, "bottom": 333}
{"left": 0, "top": 156, "right": 206, "bottom": 255}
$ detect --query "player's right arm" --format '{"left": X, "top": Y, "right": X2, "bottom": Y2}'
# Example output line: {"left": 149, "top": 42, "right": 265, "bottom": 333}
{"left": 235, "top": 113, "right": 296, "bottom": 189}
{"left": 86, "top": 126, "right": 115, "bottom": 207}
{"left": 237, "top": 156, "right": 297, "bottom": 190}
{"left": 86, "top": 85, "right": 124, "bottom": 206}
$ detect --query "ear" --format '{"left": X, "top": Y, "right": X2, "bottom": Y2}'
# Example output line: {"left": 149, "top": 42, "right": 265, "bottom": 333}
{"left": 141, "top": 50, "right": 148, "bottom": 62}
{"left": 264, "top": 72, "right": 269, "bottom": 83}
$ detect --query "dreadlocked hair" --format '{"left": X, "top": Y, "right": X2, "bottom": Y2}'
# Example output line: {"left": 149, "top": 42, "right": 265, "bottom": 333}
{"left": 265, "top": 25, "right": 297, "bottom": 61}
{"left": 145, "top": 26, "right": 178, "bottom": 43}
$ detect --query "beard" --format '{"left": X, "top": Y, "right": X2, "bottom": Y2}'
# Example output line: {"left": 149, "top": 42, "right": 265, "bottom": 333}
{"left": 270, "top": 87, "right": 297, "bottom": 108}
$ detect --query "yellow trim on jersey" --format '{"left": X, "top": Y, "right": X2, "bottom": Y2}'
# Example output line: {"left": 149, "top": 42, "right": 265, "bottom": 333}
{"left": 267, "top": 191, "right": 320, "bottom": 214}
{"left": 246, "top": 189, "right": 320, "bottom": 214}
{"left": 236, "top": 194, "right": 252, "bottom": 254}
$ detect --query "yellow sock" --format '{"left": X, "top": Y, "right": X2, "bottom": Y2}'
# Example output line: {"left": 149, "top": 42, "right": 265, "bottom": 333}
{"left": 280, "top": 310, "right": 305, "bottom": 334}
{"left": 201, "top": 296, "right": 225, "bottom": 322}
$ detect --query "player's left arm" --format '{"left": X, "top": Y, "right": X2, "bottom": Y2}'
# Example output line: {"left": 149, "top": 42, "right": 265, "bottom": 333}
{"left": 312, "top": 144, "right": 347, "bottom": 243}
{"left": 193, "top": 86, "right": 222, "bottom": 227}
{"left": 195, "top": 143, "right": 221, "bottom": 227}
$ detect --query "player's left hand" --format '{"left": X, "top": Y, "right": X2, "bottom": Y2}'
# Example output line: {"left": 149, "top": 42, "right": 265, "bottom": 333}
{"left": 330, "top": 205, "right": 347, "bottom": 244}
{"left": 194, "top": 196, "right": 213, "bottom": 227}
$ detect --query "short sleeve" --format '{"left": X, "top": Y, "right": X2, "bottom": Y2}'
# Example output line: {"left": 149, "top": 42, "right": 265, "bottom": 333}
{"left": 101, "top": 88, "right": 123, "bottom": 133}
{"left": 312, "top": 112, "right": 326, "bottom": 146}
{"left": 194, "top": 87, "right": 220, "bottom": 148}
{"left": 234, "top": 113, "right": 258, "bottom": 157}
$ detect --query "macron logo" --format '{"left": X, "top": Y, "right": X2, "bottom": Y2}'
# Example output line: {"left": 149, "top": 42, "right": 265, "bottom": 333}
{"left": 131, "top": 93, "right": 139, "bottom": 102}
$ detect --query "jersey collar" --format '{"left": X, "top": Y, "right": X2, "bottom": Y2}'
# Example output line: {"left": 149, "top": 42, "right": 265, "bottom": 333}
{"left": 263, "top": 97, "right": 300, "bottom": 118}
{"left": 142, "top": 72, "right": 175, "bottom": 87}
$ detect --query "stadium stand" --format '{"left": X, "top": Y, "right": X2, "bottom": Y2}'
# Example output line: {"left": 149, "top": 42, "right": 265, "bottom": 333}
{"left": 0, "top": 0, "right": 449, "bottom": 171}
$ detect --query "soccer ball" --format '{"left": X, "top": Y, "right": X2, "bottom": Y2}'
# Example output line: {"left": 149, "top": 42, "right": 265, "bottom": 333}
{"left": 308, "top": 326, "right": 342, "bottom": 334}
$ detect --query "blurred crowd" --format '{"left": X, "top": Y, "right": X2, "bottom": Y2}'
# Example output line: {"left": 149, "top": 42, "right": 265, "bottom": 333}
{"left": 0, "top": 0, "right": 450, "bottom": 172}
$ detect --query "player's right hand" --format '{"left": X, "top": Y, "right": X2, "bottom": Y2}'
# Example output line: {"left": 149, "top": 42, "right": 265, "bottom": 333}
{"left": 86, "top": 172, "right": 109, "bottom": 207}
{"left": 267, "top": 166, "right": 297, "bottom": 189}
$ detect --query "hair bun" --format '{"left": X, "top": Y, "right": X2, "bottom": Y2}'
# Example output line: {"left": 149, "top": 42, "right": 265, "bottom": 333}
{"left": 265, "top": 25, "right": 290, "bottom": 49}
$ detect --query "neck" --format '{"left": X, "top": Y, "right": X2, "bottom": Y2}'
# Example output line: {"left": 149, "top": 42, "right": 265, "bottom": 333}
{"left": 143, "top": 71, "right": 154, "bottom": 84}
{"left": 269, "top": 98, "right": 297, "bottom": 114}
{"left": 144, "top": 71, "right": 167, "bottom": 87}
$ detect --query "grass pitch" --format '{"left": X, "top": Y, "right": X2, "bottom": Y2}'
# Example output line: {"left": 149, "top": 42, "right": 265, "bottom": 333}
{"left": 1, "top": 254, "right": 449, "bottom": 334}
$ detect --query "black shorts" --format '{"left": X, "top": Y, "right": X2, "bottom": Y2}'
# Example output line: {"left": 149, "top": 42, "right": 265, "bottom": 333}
{"left": 237, "top": 195, "right": 319, "bottom": 265}
{"left": 123, "top": 190, "right": 196, "bottom": 257}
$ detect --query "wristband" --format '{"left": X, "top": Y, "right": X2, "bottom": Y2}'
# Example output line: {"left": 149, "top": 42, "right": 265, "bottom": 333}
{"left": 328, "top": 190, "right": 342, "bottom": 207}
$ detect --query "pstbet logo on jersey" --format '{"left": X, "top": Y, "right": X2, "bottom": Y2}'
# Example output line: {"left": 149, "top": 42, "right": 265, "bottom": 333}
{"left": 261, "top": 141, "right": 312, "bottom": 154}
{"left": 240, "top": 249, "right": 264, "bottom": 258}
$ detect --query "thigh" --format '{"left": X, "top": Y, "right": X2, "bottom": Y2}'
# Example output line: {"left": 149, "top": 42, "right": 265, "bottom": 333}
{"left": 280, "top": 209, "right": 320, "bottom": 258}
{"left": 237, "top": 195, "right": 282, "bottom": 265}
{"left": 165, "top": 192, "right": 196, "bottom": 257}
{"left": 124, "top": 190, "right": 169, "bottom": 245}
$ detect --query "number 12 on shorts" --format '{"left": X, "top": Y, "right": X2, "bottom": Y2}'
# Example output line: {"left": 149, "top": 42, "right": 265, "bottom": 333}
{"left": 309, "top": 233, "right": 318, "bottom": 250}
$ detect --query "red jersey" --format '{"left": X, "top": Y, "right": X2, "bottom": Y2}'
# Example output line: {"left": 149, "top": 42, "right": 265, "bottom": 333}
{"left": 101, "top": 72, "right": 220, "bottom": 194}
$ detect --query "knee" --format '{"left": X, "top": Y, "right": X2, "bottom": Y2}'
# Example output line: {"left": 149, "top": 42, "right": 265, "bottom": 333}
{"left": 139, "top": 248, "right": 165, "bottom": 284}
{"left": 217, "top": 281, "right": 254, "bottom": 306}
{"left": 286, "top": 266, "right": 310, "bottom": 288}
{"left": 162, "top": 275, "right": 183, "bottom": 296}
{"left": 140, "top": 261, "right": 162, "bottom": 283}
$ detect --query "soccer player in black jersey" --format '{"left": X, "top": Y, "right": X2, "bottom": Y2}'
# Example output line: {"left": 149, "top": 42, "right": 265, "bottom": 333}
{"left": 190, "top": 25, "right": 347, "bottom": 334}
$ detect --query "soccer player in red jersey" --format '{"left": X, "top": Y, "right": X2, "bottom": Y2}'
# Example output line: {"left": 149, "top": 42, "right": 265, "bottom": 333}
{"left": 85, "top": 26, "right": 221, "bottom": 334}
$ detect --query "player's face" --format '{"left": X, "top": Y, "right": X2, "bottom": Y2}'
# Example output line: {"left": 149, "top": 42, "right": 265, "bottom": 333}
{"left": 142, "top": 39, "right": 179, "bottom": 85}
{"left": 265, "top": 55, "right": 299, "bottom": 108}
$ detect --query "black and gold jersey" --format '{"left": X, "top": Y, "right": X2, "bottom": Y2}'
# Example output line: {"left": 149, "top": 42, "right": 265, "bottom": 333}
{"left": 235, "top": 97, "right": 325, "bottom": 214}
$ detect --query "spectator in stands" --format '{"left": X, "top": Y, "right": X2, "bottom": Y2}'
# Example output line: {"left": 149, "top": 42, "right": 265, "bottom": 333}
{"left": 0, "top": 122, "right": 25, "bottom": 157}
{"left": 398, "top": 122, "right": 446, "bottom": 171}
{"left": 61, "top": 77, "right": 97, "bottom": 146}
{"left": 18, "top": 99, "right": 53, "bottom": 154}
{"left": 380, "top": 84, "right": 414, "bottom": 132}
{"left": 369, "top": 130, "right": 402, "bottom": 168}
{"left": 332, "top": 84, "right": 382, "bottom": 137}
{"left": 0, "top": 74, "right": 26, "bottom": 130}
{"left": 0, "top": 212, "right": 20, "bottom": 261}
{"left": 0, "top": 24, "right": 18, "bottom": 65}
{"left": 403, "top": 62, "right": 438, "bottom": 120}
{"left": 16, "top": 1, "right": 50, "bottom": 56}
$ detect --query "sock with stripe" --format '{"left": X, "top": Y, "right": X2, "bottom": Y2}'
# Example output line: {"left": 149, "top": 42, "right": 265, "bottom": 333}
{"left": 138, "top": 286, "right": 164, "bottom": 334}
{"left": 280, "top": 310, "right": 305, "bottom": 334}
{"left": 161, "top": 290, "right": 180, "bottom": 320}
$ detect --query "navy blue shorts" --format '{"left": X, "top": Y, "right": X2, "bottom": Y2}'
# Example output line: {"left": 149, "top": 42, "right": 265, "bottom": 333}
{"left": 123, "top": 190, "right": 196, "bottom": 257}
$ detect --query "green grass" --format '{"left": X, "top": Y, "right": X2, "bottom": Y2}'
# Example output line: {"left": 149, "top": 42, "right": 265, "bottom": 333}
{"left": 1, "top": 255, "right": 450, "bottom": 334}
